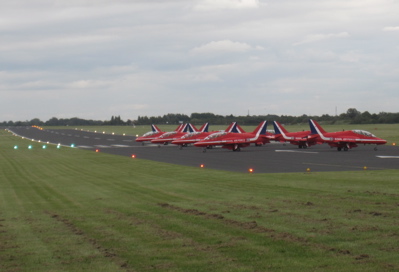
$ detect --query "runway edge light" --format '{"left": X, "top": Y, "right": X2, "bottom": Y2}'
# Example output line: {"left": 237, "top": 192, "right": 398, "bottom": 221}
{"left": 248, "top": 168, "right": 254, "bottom": 173}
{"left": 131, "top": 154, "right": 136, "bottom": 158}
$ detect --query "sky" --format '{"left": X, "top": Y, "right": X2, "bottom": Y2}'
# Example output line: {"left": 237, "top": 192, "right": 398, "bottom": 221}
{"left": 1, "top": 0, "right": 398, "bottom": 122}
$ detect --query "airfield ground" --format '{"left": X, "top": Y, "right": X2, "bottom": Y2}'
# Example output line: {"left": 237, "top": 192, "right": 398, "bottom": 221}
{"left": 8, "top": 126, "right": 399, "bottom": 173}
{"left": 1, "top": 127, "right": 399, "bottom": 271}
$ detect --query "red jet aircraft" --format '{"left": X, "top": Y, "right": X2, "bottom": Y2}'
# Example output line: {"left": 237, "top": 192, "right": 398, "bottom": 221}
{"left": 194, "top": 121, "right": 271, "bottom": 152}
{"left": 309, "top": 119, "right": 387, "bottom": 151}
{"left": 270, "top": 121, "right": 316, "bottom": 149}
{"left": 151, "top": 123, "right": 197, "bottom": 146}
{"left": 136, "top": 124, "right": 167, "bottom": 144}
{"left": 170, "top": 123, "right": 210, "bottom": 149}
{"left": 135, "top": 124, "right": 183, "bottom": 145}
{"left": 171, "top": 122, "right": 242, "bottom": 149}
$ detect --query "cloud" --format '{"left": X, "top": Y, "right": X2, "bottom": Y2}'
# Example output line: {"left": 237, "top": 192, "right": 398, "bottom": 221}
{"left": 194, "top": 0, "right": 260, "bottom": 10}
{"left": 108, "top": 103, "right": 148, "bottom": 112}
{"left": 383, "top": 26, "right": 399, "bottom": 31}
{"left": 1, "top": 1, "right": 399, "bottom": 121}
{"left": 0, "top": 34, "right": 117, "bottom": 52}
{"left": 191, "top": 40, "right": 262, "bottom": 54}
{"left": 293, "top": 32, "right": 350, "bottom": 46}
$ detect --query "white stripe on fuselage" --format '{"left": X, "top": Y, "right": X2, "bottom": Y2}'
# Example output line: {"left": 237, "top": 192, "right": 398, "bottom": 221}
{"left": 249, "top": 122, "right": 266, "bottom": 142}
{"left": 275, "top": 122, "right": 293, "bottom": 141}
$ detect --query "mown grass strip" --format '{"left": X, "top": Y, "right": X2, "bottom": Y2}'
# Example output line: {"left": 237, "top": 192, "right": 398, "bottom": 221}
{"left": 1, "top": 129, "right": 398, "bottom": 271}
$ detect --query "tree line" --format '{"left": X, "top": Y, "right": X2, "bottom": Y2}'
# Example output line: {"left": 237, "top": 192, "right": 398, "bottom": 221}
{"left": 1, "top": 109, "right": 399, "bottom": 127}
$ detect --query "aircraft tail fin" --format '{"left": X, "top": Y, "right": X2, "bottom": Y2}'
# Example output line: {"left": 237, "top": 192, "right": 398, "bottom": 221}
{"left": 179, "top": 123, "right": 196, "bottom": 133}
{"left": 224, "top": 122, "right": 234, "bottom": 132}
{"left": 175, "top": 124, "right": 183, "bottom": 132}
{"left": 175, "top": 124, "right": 185, "bottom": 132}
{"left": 224, "top": 122, "right": 246, "bottom": 133}
{"left": 273, "top": 121, "right": 288, "bottom": 135}
{"left": 252, "top": 121, "right": 268, "bottom": 135}
{"left": 186, "top": 123, "right": 197, "bottom": 133}
{"left": 309, "top": 119, "right": 327, "bottom": 135}
{"left": 151, "top": 124, "right": 162, "bottom": 132}
{"left": 234, "top": 124, "right": 246, "bottom": 133}
{"left": 198, "top": 123, "right": 209, "bottom": 132}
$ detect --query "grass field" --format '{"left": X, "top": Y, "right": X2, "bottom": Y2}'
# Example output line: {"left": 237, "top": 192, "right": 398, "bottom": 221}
{"left": 1, "top": 128, "right": 399, "bottom": 271}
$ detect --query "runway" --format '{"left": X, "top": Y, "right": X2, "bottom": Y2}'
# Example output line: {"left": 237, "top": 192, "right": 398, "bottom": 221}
{"left": 7, "top": 126, "right": 399, "bottom": 173}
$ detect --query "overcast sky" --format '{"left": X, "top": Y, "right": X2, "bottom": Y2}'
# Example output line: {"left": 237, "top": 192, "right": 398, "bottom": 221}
{"left": 1, "top": 0, "right": 398, "bottom": 121}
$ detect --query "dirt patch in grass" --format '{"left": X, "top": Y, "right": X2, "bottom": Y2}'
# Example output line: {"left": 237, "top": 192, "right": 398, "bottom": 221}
{"left": 45, "top": 211, "right": 133, "bottom": 272}
{"left": 102, "top": 208, "right": 243, "bottom": 270}
{"left": 157, "top": 202, "right": 381, "bottom": 263}
{"left": 0, "top": 217, "right": 23, "bottom": 272}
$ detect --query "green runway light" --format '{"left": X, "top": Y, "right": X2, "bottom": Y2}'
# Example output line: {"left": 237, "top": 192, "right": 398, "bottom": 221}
{"left": 57, "top": 144, "right": 61, "bottom": 149}
{"left": 42, "top": 145, "right": 47, "bottom": 149}
{"left": 28, "top": 145, "right": 33, "bottom": 149}
{"left": 14, "top": 145, "right": 18, "bottom": 149}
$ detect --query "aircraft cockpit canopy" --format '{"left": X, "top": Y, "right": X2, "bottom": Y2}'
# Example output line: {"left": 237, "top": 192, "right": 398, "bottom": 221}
{"left": 142, "top": 131, "right": 157, "bottom": 137}
{"left": 181, "top": 132, "right": 201, "bottom": 139}
{"left": 159, "top": 132, "right": 176, "bottom": 138}
{"left": 204, "top": 132, "right": 226, "bottom": 140}
{"left": 352, "top": 130, "right": 376, "bottom": 137}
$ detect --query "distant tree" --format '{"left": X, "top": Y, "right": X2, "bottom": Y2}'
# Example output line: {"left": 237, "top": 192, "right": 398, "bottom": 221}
{"left": 45, "top": 117, "right": 59, "bottom": 126}
{"left": 3, "top": 108, "right": 398, "bottom": 127}
{"left": 346, "top": 108, "right": 361, "bottom": 120}
{"left": 29, "top": 118, "right": 43, "bottom": 126}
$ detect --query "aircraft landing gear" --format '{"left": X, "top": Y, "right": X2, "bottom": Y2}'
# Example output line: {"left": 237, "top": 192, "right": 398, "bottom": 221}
{"left": 202, "top": 147, "right": 207, "bottom": 153}
{"left": 374, "top": 146, "right": 378, "bottom": 151}
{"left": 232, "top": 145, "right": 241, "bottom": 152}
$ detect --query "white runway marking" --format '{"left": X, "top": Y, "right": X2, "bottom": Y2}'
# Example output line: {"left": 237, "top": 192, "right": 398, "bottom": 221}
{"left": 94, "top": 145, "right": 111, "bottom": 148}
{"left": 77, "top": 145, "right": 93, "bottom": 149}
{"left": 111, "top": 145, "right": 131, "bottom": 147}
{"left": 377, "top": 156, "right": 399, "bottom": 159}
{"left": 107, "top": 139, "right": 115, "bottom": 141}
{"left": 275, "top": 150, "right": 319, "bottom": 154}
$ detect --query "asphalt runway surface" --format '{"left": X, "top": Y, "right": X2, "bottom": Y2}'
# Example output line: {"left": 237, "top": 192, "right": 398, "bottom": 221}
{"left": 7, "top": 126, "right": 399, "bottom": 173}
